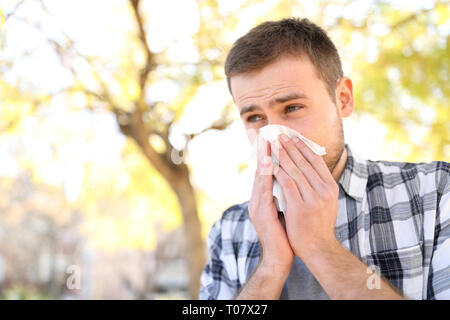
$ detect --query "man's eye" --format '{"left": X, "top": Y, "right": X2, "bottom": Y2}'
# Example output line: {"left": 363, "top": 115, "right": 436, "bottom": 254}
{"left": 246, "top": 115, "right": 263, "bottom": 122}
{"left": 285, "top": 105, "right": 303, "bottom": 113}
{"left": 246, "top": 106, "right": 303, "bottom": 122}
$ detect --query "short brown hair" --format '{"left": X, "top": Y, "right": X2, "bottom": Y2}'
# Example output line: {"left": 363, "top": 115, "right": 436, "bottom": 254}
{"left": 224, "top": 18, "right": 343, "bottom": 102}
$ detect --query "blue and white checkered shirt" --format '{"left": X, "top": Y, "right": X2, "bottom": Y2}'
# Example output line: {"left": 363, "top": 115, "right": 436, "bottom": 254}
{"left": 199, "top": 143, "right": 450, "bottom": 300}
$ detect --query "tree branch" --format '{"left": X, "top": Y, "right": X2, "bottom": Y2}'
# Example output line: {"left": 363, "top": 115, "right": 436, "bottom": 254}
{"left": 126, "top": 107, "right": 181, "bottom": 178}
{"left": 328, "top": 2, "right": 445, "bottom": 33}
{"left": 10, "top": 3, "right": 200, "bottom": 181}
{"left": 3, "top": 0, "right": 25, "bottom": 22}
{"left": 129, "top": 0, "right": 155, "bottom": 111}
{"left": 47, "top": 31, "right": 180, "bottom": 178}
{"left": 187, "top": 103, "right": 236, "bottom": 141}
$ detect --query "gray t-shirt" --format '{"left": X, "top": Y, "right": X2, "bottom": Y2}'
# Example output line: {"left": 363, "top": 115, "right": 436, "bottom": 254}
{"left": 280, "top": 256, "right": 330, "bottom": 300}
{"left": 277, "top": 211, "right": 329, "bottom": 300}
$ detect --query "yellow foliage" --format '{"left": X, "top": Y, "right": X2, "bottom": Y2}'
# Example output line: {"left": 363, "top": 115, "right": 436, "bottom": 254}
{"left": 76, "top": 139, "right": 182, "bottom": 252}
{"left": 170, "top": 83, "right": 200, "bottom": 123}
{"left": 196, "top": 190, "right": 231, "bottom": 241}
{"left": 433, "top": 5, "right": 450, "bottom": 25}
{"left": 121, "top": 77, "right": 140, "bottom": 101}
{"left": 0, "top": 9, "right": 4, "bottom": 28}
{"left": 82, "top": 216, "right": 157, "bottom": 253}
{"left": 0, "top": 81, "right": 36, "bottom": 133}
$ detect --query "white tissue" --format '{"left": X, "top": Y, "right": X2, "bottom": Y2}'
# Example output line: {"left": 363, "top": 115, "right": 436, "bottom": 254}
{"left": 249, "top": 124, "right": 326, "bottom": 213}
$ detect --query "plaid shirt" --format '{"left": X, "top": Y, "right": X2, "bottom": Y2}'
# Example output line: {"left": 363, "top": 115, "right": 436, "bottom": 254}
{"left": 199, "top": 143, "right": 450, "bottom": 300}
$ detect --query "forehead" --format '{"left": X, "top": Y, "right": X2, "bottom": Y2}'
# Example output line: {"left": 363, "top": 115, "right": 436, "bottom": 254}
{"left": 230, "top": 55, "right": 321, "bottom": 106}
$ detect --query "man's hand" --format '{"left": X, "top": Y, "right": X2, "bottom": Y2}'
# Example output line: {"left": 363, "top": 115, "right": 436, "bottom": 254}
{"left": 239, "top": 133, "right": 405, "bottom": 300}
{"left": 248, "top": 134, "right": 294, "bottom": 272}
{"left": 271, "top": 134, "right": 404, "bottom": 299}
{"left": 235, "top": 134, "right": 294, "bottom": 299}
{"left": 271, "top": 134, "right": 340, "bottom": 260}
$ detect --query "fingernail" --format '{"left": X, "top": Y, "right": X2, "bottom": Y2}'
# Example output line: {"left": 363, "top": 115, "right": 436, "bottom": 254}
{"left": 293, "top": 136, "right": 300, "bottom": 143}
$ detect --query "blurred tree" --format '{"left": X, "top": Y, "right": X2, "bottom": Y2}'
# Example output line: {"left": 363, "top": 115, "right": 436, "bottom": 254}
{"left": 1, "top": 0, "right": 241, "bottom": 298}
{"left": 50, "top": 0, "right": 235, "bottom": 298}
{"left": 327, "top": 0, "right": 450, "bottom": 161}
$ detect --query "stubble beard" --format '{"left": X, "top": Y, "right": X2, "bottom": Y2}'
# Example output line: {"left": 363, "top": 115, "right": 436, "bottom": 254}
{"left": 324, "top": 116, "right": 346, "bottom": 175}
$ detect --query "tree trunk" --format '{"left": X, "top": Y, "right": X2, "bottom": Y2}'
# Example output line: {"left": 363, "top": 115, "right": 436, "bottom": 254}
{"left": 169, "top": 165, "right": 205, "bottom": 299}
{"left": 123, "top": 109, "right": 206, "bottom": 299}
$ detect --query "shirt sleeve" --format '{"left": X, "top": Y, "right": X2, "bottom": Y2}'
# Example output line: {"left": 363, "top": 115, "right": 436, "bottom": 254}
{"left": 427, "top": 170, "right": 450, "bottom": 299}
{"left": 199, "top": 217, "right": 238, "bottom": 300}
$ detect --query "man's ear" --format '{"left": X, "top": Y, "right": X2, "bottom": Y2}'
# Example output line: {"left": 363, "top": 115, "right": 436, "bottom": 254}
{"left": 335, "top": 76, "right": 354, "bottom": 118}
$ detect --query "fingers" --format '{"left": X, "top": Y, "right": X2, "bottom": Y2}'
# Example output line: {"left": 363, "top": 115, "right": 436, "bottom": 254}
{"left": 257, "top": 133, "right": 272, "bottom": 176}
{"left": 272, "top": 147, "right": 314, "bottom": 202}
{"left": 249, "top": 139, "right": 280, "bottom": 228}
{"left": 277, "top": 135, "right": 327, "bottom": 195}
{"left": 291, "top": 136, "right": 334, "bottom": 184}
{"left": 272, "top": 163, "right": 303, "bottom": 205}
{"left": 251, "top": 137, "right": 273, "bottom": 207}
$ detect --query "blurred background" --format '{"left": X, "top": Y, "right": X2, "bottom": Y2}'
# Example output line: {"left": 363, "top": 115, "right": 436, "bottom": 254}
{"left": 0, "top": 0, "right": 448, "bottom": 299}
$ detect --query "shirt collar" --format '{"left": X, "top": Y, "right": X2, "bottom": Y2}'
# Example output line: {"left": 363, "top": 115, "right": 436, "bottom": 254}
{"left": 337, "top": 143, "right": 368, "bottom": 202}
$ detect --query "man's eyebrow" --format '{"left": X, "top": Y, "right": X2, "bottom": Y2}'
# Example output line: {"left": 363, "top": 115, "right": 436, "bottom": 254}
{"left": 239, "top": 92, "right": 308, "bottom": 116}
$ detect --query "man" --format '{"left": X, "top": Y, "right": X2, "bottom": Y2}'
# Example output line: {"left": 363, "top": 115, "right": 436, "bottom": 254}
{"left": 199, "top": 18, "right": 449, "bottom": 300}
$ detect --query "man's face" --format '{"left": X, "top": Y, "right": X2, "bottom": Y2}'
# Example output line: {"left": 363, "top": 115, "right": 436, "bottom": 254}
{"left": 230, "top": 54, "right": 353, "bottom": 174}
